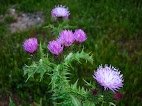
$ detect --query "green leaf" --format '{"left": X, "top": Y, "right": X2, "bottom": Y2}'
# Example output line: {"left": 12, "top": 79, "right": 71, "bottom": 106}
{"left": 24, "top": 62, "right": 38, "bottom": 82}
{"left": 70, "top": 94, "right": 82, "bottom": 106}
{"left": 64, "top": 50, "right": 93, "bottom": 66}
{"left": 65, "top": 53, "right": 73, "bottom": 61}
{"left": 109, "top": 102, "right": 116, "bottom": 106}
{"left": 9, "top": 97, "right": 16, "bottom": 106}
{"left": 83, "top": 79, "right": 96, "bottom": 89}
{"left": 83, "top": 101, "right": 95, "bottom": 106}
{"left": 79, "top": 50, "right": 93, "bottom": 64}
{"left": 72, "top": 79, "right": 79, "bottom": 89}
{"left": 39, "top": 42, "right": 45, "bottom": 59}
{"left": 68, "top": 79, "right": 88, "bottom": 98}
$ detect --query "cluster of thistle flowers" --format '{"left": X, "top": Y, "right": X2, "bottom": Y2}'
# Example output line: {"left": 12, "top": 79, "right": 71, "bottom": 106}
{"left": 23, "top": 5, "right": 124, "bottom": 100}
{"left": 23, "top": 29, "right": 87, "bottom": 55}
{"left": 22, "top": 36, "right": 123, "bottom": 99}
{"left": 47, "top": 29, "right": 87, "bottom": 55}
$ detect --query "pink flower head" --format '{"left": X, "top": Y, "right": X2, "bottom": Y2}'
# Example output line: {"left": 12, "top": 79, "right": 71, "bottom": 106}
{"left": 47, "top": 40, "right": 63, "bottom": 55}
{"left": 23, "top": 38, "right": 38, "bottom": 53}
{"left": 93, "top": 65, "right": 124, "bottom": 92}
{"left": 114, "top": 94, "right": 123, "bottom": 99}
{"left": 56, "top": 37, "right": 63, "bottom": 44}
{"left": 51, "top": 5, "right": 70, "bottom": 18}
{"left": 59, "top": 30, "right": 75, "bottom": 47}
{"left": 74, "top": 29, "right": 87, "bottom": 43}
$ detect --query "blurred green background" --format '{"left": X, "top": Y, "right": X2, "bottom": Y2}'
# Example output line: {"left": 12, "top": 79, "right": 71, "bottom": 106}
{"left": 0, "top": 0, "right": 142, "bottom": 105}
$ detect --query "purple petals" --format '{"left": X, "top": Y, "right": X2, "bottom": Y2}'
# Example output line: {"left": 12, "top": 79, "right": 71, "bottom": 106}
{"left": 93, "top": 65, "right": 124, "bottom": 92}
{"left": 23, "top": 38, "right": 38, "bottom": 53}
{"left": 51, "top": 5, "right": 70, "bottom": 18}
{"left": 47, "top": 40, "right": 63, "bottom": 55}
{"left": 74, "top": 29, "right": 87, "bottom": 43}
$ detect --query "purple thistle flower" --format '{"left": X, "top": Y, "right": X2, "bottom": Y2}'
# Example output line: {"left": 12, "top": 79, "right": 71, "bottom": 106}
{"left": 74, "top": 29, "right": 87, "bottom": 43}
{"left": 56, "top": 38, "right": 63, "bottom": 44}
{"left": 59, "top": 30, "right": 75, "bottom": 47}
{"left": 23, "top": 38, "right": 38, "bottom": 53}
{"left": 47, "top": 40, "right": 63, "bottom": 55}
{"left": 114, "top": 94, "right": 123, "bottom": 99}
{"left": 51, "top": 5, "right": 70, "bottom": 19}
{"left": 93, "top": 65, "right": 124, "bottom": 92}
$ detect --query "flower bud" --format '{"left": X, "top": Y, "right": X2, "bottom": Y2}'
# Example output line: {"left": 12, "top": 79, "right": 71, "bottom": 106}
{"left": 114, "top": 94, "right": 123, "bottom": 99}
{"left": 92, "top": 89, "right": 97, "bottom": 95}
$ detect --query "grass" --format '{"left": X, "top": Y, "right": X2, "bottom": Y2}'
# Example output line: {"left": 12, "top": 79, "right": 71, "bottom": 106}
{"left": 0, "top": 0, "right": 142, "bottom": 105}
{"left": 4, "top": 16, "right": 17, "bottom": 24}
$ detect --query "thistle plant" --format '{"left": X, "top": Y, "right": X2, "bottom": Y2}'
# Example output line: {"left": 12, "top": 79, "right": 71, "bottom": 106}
{"left": 23, "top": 5, "right": 124, "bottom": 106}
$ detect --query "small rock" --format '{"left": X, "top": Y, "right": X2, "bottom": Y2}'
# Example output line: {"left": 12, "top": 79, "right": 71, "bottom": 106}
{"left": 37, "top": 17, "right": 41, "bottom": 21}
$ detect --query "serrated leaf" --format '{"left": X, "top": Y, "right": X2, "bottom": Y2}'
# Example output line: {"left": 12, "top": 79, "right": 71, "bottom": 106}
{"left": 83, "top": 101, "right": 95, "bottom": 106}
{"left": 39, "top": 68, "right": 46, "bottom": 81}
{"left": 109, "top": 102, "right": 116, "bottom": 106}
{"left": 9, "top": 97, "right": 16, "bottom": 106}
{"left": 72, "top": 79, "right": 79, "bottom": 89}
{"left": 79, "top": 50, "right": 93, "bottom": 64}
{"left": 70, "top": 94, "right": 82, "bottom": 106}
{"left": 40, "top": 42, "right": 45, "bottom": 58}
{"left": 26, "top": 68, "right": 37, "bottom": 82}
{"left": 64, "top": 50, "right": 93, "bottom": 67}
{"left": 83, "top": 79, "right": 96, "bottom": 89}
{"left": 65, "top": 53, "right": 73, "bottom": 61}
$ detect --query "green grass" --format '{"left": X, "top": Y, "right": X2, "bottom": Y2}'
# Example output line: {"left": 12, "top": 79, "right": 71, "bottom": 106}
{"left": 0, "top": 0, "right": 142, "bottom": 105}
{"left": 4, "top": 16, "right": 17, "bottom": 24}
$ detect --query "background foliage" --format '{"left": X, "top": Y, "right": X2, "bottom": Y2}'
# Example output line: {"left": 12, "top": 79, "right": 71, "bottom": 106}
{"left": 0, "top": 0, "right": 142, "bottom": 105}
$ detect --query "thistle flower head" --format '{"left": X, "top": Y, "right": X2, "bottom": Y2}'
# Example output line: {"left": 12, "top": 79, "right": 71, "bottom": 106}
{"left": 59, "top": 30, "right": 75, "bottom": 47}
{"left": 74, "top": 29, "right": 87, "bottom": 43}
{"left": 23, "top": 38, "right": 38, "bottom": 53}
{"left": 47, "top": 40, "right": 63, "bottom": 55}
{"left": 51, "top": 5, "right": 70, "bottom": 19}
{"left": 93, "top": 65, "right": 124, "bottom": 92}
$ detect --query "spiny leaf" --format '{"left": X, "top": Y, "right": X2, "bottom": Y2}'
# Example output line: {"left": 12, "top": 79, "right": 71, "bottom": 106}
{"left": 23, "top": 57, "right": 54, "bottom": 82}
{"left": 72, "top": 79, "right": 79, "bottom": 89}
{"left": 65, "top": 53, "right": 73, "bottom": 61}
{"left": 64, "top": 50, "right": 93, "bottom": 66}
{"left": 63, "top": 25, "right": 77, "bottom": 29}
{"left": 25, "top": 68, "right": 37, "bottom": 82}
{"left": 39, "top": 67, "right": 46, "bottom": 81}
{"left": 83, "top": 79, "right": 96, "bottom": 89}
{"left": 79, "top": 50, "right": 93, "bottom": 64}
{"left": 70, "top": 94, "right": 82, "bottom": 106}
{"left": 9, "top": 97, "right": 16, "bottom": 106}
{"left": 68, "top": 80, "right": 88, "bottom": 98}
{"left": 109, "top": 102, "right": 116, "bottom": 106}
{"left": 24, "top": 62, "right": 38, "bottom": 82}
{"left": 83, "top": 100, "right": 95, "bottom": 106}
{"left": 40, "top": 42, "right": 45, "bottom": 58}
{"left": 43, "top": 24, "right": 54, "bottom": 29}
